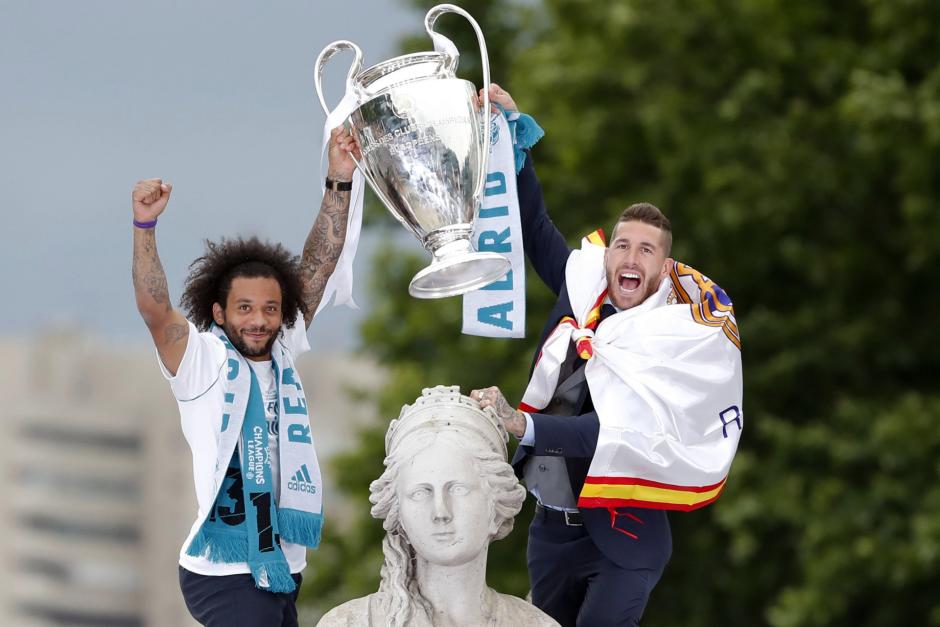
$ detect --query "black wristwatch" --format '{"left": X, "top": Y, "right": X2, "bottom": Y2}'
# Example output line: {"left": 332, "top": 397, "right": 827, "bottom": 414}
{"left": 325, "top": 177, "right": 353, "bottom": 192}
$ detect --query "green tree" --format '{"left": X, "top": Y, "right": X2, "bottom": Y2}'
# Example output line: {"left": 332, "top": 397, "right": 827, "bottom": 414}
{"left": 306, "top": 1, "right": 940, "bottom": 625}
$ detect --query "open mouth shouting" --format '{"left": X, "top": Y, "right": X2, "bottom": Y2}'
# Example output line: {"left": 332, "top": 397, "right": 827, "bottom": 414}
{"left": 618, "top": 270, "right": 642, "bottom": 294}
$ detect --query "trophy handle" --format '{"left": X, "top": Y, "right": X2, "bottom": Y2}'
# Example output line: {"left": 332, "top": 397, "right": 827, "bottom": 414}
{"left": 425, "top": 4, "right": 492, "bottom": 206}
{"left": 313, "top": 40, "right": 386, "bottom": 212}
{"left": 314, "top": 40, "right": 364, "bottom": 116}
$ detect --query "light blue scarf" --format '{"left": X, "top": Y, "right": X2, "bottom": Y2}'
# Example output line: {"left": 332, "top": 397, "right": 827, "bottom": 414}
{"left": 186, "top": 326, "right": 323, "bottom": 593}
{"left": 495, "top": 103, "right": 544, "bottom": 173}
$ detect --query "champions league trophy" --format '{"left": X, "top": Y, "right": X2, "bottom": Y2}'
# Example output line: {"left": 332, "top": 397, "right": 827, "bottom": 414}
{"left": 315, "top": 4, "right": 510, "bottom": 299}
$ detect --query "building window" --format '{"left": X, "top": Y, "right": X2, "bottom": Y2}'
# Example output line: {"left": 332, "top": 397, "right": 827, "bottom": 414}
{"left": 18, "top": 467, "right": 140, "bottom": 499}
{"left": 22, "top": 423, "right": 140, "bottom": 452}
{"left": 19, "top": 514, "right": 140, "bottom": 543}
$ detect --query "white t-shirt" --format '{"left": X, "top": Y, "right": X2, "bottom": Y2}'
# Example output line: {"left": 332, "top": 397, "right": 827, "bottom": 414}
{"left": 159, "top": 319, "right": 311, "bottom": 576}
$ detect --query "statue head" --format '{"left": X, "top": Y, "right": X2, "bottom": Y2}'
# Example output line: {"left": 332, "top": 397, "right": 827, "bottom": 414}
{"left": 368, "top": 385, "right": 527, "bottom": 626}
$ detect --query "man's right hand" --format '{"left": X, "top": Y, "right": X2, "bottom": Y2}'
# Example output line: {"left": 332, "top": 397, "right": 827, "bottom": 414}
{"left": 132, "top": 178, "right": 172, "bottom": 222}
{"left": 478, "top": 82, "right": 518, "bottom": 113}
{"left": 471, "top": 386, "right": 528, "bottom": 438}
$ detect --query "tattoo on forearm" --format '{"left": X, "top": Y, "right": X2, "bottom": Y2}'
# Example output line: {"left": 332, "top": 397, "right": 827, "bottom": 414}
{"left": 327, "top": 189, "right": 345, "bottom": 206}
{"left": 300, "top": 186, "right": 350, "bottom": 320}
{"left": 492, "top": 392, "right": 525, "bottom": 436}
{"left": 495, "top": 394, "right": 514, "bottom": 419}
{"left": 133, "top": 229, "right": 171, "bottom": 311}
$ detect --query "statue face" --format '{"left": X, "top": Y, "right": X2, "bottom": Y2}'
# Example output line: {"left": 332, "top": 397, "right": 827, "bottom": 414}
{"left": 397, "top": 440, "right": 493, "bottom": 567}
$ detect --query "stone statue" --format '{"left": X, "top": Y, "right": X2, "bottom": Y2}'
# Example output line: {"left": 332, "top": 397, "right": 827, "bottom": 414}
{"left": 318, "top": 385, "right": 559, "bottom": 627}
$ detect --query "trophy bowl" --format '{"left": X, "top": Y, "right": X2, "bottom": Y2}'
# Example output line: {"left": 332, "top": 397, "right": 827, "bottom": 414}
{"left": 315, "top": 4, "right": 510, "bottom": 299}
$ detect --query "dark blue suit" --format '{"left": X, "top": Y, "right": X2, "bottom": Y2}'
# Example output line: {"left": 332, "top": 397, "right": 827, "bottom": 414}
{"left": 513, "top": 155, "right": 671, "bottom": 626}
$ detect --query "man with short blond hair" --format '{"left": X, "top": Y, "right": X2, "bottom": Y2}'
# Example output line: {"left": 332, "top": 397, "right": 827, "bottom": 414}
{"left": 474, "top": 84, "right": 743, "bottom": 627}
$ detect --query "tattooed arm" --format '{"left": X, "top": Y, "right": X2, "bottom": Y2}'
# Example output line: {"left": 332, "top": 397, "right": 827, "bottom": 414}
{"left": 471, "top": 384, "right": 600, "bottom": 458}
{"left": 132, "top": 179, "right": 189, "bottom": 374}
{"left": 299, "top": 126, "right": 360, "bottom": 327}
{"left": 471, "top": 386, "right": 528, "bottom": 437}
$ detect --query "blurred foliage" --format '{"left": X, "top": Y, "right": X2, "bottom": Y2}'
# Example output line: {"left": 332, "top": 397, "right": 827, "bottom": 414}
{"left": 304, "top": 0, "right": 940, "bottom": 625}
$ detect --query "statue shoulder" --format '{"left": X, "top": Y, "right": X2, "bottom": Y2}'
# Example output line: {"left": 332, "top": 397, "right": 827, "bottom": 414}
{"left": 317, "top": 595, "right": 383, "bottom": 627}
{"left": 492, "top": 592, "right": 561, "bottom": 626}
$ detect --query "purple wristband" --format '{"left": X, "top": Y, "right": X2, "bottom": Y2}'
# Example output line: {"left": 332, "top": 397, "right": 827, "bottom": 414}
{"left": 133, "top": 218, "right": 158, "bottom": 229}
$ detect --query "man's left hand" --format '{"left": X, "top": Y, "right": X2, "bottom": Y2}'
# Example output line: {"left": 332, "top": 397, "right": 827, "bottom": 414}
{"left": 327, "top": 125, "right": 361, "bottom": 182}
{"left": 471, "top": 386, "right": 526, "bottom": 438}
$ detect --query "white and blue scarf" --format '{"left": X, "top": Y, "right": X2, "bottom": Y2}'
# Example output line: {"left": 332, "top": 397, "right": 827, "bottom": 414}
{"left": 461, "top": 107, "right": 544, "bottom": 338}
{"left": 186, "top": 326, "right": 323, "bottom": 592}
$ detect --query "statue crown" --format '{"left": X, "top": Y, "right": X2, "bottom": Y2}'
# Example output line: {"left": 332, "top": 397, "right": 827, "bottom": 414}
{"left": 386, "top": 385, "right": 509, "bottom": 459}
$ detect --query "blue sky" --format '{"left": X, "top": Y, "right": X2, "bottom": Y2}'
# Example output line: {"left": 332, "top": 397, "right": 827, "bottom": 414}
{"left": 0, "top": 0, "right": 416, "bottom": 349}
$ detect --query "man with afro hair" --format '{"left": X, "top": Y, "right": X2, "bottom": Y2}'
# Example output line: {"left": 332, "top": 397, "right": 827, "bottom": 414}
{"left": 131, "top": 126, "right": 359, "bottom": 626}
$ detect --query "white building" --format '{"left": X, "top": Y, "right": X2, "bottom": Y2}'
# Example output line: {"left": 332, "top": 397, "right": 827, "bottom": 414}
{"left": 0, "top": 328, "right": 384, "bottom": 627}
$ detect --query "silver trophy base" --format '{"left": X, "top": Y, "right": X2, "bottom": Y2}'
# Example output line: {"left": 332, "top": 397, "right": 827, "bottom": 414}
{"left": 408, "top": 239, "right": 510, "bottom": 299}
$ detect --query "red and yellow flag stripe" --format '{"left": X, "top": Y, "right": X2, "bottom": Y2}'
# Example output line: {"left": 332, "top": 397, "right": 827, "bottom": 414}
{"left": 582, "top": 289, "right": 607, "bottom": 332}
{"left": 576, "top": 288, "right": 608, "bottom": 359}
{"left": 585, "top": 228, "right": 606, "bottom": 247}
{"left": 575, "top": 229, "right": 607, "bottom": 359}
{"left": 578, "top": 475, "right": 728, "bottom": 511}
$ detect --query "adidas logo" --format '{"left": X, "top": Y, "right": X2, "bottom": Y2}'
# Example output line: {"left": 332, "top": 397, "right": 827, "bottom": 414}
{"left": 287, "top": 464, "right": 317, "bottom": 494}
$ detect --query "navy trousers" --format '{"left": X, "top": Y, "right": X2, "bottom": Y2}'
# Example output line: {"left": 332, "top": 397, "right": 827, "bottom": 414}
{"left": 527, "top": 515, "right": 664, "bottom": 627}
{"left": 179, "top": 567, "right": 302, "bottom": 627}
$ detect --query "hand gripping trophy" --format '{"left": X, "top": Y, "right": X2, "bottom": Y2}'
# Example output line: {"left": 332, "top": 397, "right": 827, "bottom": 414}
{"left": 315, "top": 4, "right": 510, "bottom": 299}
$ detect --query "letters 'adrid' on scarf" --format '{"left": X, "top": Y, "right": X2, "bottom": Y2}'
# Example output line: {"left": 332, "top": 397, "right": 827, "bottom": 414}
{"left": 461, "top": 109, "right": 542, "bottom": 339}
{"left": 520, "top": 232, "right": 744, "bottom": 511}
{"left": 186, "top": 326, "right": 323, "bottom": 593}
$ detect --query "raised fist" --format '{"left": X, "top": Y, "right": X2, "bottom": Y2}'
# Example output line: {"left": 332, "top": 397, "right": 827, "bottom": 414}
{"left": 327, "top": 126, "right": 361, "bottom": 182}
{"left": 132, "top": 178, "right": 172, "bottom": 222}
